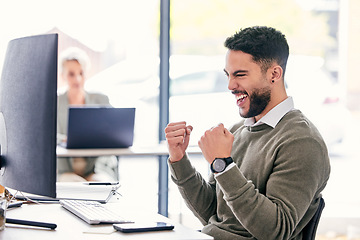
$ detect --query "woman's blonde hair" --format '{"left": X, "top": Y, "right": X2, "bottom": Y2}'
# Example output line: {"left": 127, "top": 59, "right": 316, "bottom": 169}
{"left": 59, "top": 47, "right": 91, "bottom": 74}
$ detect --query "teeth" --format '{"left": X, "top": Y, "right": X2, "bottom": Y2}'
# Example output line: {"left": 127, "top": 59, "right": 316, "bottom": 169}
{"left": 236, "top": 94, "right": 247, "bottom": 101}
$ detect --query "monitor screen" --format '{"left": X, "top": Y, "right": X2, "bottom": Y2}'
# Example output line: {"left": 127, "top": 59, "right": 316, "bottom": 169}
{"left": 0, "top": 34, "right": 58, "bottom": 198}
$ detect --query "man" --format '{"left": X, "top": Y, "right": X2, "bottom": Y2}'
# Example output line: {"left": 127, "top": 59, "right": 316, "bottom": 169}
{"left": 165, "top": 26, "right": 330, "bottom": 240}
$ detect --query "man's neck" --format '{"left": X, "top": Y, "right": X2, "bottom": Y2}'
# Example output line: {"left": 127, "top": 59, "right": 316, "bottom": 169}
{"left": 254, "top": 94, "right": 288, "bottom": 123}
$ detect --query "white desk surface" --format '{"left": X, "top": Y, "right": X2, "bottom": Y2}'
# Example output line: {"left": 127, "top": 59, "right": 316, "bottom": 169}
{"left": 3, "top": 200, "right": 213, "bottom": 240}
{"left": 56, "top": 144, "right": 202, "bottom": 157}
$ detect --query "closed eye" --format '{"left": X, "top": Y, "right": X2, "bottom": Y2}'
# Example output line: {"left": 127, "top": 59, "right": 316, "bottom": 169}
{"left": 236, "top": 73, "right": 246, "bottom": 77}
{"left": 234, "top": 70, "right": 248, "bottom": 78}
{"left": 224, "top": 69, "right": 248, "bottom": 78}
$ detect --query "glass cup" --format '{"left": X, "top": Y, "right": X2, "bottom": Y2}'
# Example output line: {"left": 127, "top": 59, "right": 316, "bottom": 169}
{"left": 0, "top": 197, "right": 7, "bottom": 231}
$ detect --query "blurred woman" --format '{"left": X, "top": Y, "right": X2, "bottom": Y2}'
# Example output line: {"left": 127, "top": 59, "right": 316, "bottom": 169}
{"left": 57, "top": 47, "right": 117, "bottom": 182}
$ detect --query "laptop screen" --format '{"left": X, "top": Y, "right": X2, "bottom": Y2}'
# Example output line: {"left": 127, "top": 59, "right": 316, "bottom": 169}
{"left": 66, "top": 107, "right": 135, "bottom": 149}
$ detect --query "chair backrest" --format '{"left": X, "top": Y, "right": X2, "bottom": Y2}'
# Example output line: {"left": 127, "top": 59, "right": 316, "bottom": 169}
{"left": 302, "top": 197, "right": 325, "bottom": 240}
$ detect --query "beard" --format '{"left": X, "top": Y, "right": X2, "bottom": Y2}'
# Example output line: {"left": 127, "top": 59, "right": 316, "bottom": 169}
{"left": 240, "top": 86, "right": 271, "bottom": 118}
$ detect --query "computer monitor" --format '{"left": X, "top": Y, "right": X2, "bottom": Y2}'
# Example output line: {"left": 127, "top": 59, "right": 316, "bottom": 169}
{"left": 0, "top": 34, "right": 58, "bottom": 198}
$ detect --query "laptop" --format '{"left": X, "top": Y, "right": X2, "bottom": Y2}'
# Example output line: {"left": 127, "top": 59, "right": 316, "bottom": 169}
{"left": 13, "top": 182, "right": 121, "bottom": 203}
{"left": 65, "top": 107, "right": 135, "bottom": 149}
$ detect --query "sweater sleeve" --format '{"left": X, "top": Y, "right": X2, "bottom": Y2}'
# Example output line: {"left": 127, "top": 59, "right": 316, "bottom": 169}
{"left": 169, "top": 154, "right": 217, "bottom": 225}
{"left": 215, "top": 137, "right": 329, "bottom": 240}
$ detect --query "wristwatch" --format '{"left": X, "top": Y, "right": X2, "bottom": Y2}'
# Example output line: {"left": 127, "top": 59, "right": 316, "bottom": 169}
{"left": 210, "top": 157, "right": 233, "bottom": 173}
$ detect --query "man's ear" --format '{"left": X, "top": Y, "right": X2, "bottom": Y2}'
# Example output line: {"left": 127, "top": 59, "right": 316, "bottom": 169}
{"left": 269, "top": 65, "right": 283, "bottom": 84}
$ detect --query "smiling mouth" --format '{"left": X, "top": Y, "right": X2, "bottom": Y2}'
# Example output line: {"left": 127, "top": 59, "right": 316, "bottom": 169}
{"left": 236, "top": 94, "right": 248, "bottom": 106}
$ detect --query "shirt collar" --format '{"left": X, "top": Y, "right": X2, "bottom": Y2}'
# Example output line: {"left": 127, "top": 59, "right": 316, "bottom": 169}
{"left": 244, "top": 96, "right": 294, "bottom": 128}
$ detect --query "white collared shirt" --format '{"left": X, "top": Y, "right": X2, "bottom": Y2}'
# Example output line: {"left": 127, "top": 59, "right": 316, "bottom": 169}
{"left": 215, "top": 96, "right": 294, "bottom": 176}
{"left": 244, "top": 96, "right": 294, "bottom": 128}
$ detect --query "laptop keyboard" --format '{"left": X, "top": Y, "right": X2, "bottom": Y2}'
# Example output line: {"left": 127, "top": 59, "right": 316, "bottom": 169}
{"left": 60, "top": 199, "right": 133, "bottom": 225}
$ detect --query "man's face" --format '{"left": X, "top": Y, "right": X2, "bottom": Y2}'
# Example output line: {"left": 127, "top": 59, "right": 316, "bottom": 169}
{"left": 224, "top": 50, "right": 272, "bottom": 120}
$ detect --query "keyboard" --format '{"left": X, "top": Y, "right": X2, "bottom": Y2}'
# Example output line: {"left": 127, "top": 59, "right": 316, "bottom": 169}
{"left": 59, "top": 199, "right": 133, "bottom": 225}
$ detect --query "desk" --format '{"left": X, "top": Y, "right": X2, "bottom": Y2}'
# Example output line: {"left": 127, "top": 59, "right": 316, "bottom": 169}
{"left": 56, "top": 144, "right": 202, "bottom": 216}
{"left": 56, "top": 144, "right": 202, "bottom": 157}
{"left": 2, "top": 200, "right": 213, "bottom": 240}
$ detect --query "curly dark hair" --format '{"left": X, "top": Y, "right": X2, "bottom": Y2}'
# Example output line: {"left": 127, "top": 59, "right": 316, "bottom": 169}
{"left": 224, "top": 26, "right": 289, "bottom": 75}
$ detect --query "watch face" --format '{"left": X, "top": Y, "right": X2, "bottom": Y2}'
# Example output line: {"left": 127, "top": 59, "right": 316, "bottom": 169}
{"left": 213, "top": 159, "right": 226, "bottom": 172}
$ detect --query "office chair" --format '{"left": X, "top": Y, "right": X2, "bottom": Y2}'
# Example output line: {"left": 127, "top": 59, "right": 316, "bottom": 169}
{"left": 302, "top": 197, "right": 325, "bottom": 240}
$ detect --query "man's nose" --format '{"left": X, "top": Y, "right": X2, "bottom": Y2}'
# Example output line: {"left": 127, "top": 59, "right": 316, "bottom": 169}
{"left": 227, "top": 76, "right": 237, "bottom": 91}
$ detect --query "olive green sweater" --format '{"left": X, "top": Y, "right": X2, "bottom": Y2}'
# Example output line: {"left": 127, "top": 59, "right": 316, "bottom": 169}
{"left": 169, "top": 110, "right": 330, "bottom": 240}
